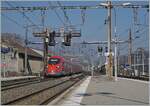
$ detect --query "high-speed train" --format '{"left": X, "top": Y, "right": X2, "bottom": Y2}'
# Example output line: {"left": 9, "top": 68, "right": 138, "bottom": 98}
{"left": 44, "top": 56, "right": 82, "bottom": 77}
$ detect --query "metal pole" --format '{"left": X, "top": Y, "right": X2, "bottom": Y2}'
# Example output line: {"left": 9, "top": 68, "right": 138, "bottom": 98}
{"left": 128, "top": 29, "right": 132, "bottom": 67}
{"left": 44, "top": 29, "right": 49, "bottom": 74}
{"left": 99, "top": 53, "right": 102, "bottom": 67}
{"left": 91, "top": 50, "right": 94, "bottom": 77}
{"left": 101, "top": 53, "right": 103, "bottom": 67}
{"left": 24, "top": 26, "right": 28, "bottom": 75}
{"left": 43, "top": 37, "right": 46, "bottom": 73}
{"left": 3, "top": 54, "right": 6, "bottom": 78}
{"left": 107, "top": 1, "right": 113, "bottom": 79}
{"left": 142, "top": 49, "right": 145, "bottom": 75}
{"left": 137, "top": 51, "right": 140, "bottom": 76}
{"left": 134, "top": 53, "right": 136, "bottom": 73}
{"left": 91, "top": 65, "right": 94, "bottom": 77}
{"left": 41, "top": 10, "right": 46, "bottom": 77}
{"left": 114, "top": 38, "right": 118, "bottom": 81}
{"left": 118, "top": 47, "right": 120, "bottom": 75}
{"left": 71, "top": 58, "right": 72, "bottom": 74}
{"left": 114, "top": 8, "right": 118, "bottom": 81}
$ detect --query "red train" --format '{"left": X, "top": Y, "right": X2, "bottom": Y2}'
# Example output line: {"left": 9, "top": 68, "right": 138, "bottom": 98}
{"left": 44, "top": 56, "right": 82, "bottom": 77}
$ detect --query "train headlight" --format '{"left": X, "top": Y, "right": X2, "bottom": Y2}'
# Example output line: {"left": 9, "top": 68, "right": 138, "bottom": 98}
{"left": 56, "top": 66, "right": 60, "bottom": 68}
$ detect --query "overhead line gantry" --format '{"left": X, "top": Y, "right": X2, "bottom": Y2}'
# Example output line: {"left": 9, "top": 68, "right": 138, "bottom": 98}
{"left": 1, "top": 4, "right": 149, "bottom": 12}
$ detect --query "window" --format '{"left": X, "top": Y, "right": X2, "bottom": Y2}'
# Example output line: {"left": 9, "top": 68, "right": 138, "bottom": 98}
{"left": 48, "top": 58, "right": 60, "bottom": 64}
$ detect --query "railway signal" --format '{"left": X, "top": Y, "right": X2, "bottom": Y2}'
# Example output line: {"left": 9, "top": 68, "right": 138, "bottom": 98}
{"left": 105, "top": 47, "right": 108, "bottom": 52}
{"left": 97, "top": 46, "right": 103, "bottom": 53}
{"left": 48, "top": 31, "right": 56, "bottom": 46}
{"left": 62, "top": 31, "right": 72, "bottom": 46}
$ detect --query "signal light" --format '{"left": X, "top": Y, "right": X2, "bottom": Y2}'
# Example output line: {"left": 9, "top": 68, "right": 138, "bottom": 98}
{"left": 97, "top": 46, "right": 103, "bottom": 53}
{"left": 62, "top": 32, "right": 72, "bottom": 46}
{"left": 48, "top": 31, "right": 56, "bottom": 46}
{"left": 105, "top": 47, "right": 108, "bottom": 52}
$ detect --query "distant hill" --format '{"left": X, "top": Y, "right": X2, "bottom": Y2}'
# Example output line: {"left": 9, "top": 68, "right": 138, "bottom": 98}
{"left": 1, "top": 33, "right": 24, "bottom": 45}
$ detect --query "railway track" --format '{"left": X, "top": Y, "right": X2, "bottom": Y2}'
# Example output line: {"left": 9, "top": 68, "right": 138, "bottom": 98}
{"left": 1, "top": 76, "right": 40, "bottom": 87}
{"left": 1, "top": 73, "right": 85, "bottom": 105}
{"left": 1, "top": 77, "right": 54, "bottom": 91}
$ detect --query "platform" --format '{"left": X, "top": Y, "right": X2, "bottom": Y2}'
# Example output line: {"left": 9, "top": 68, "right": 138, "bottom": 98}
{"left": 50, "top": 75, "right": 149, "bottom": 105}
{"left": 1, "top": 76, "right": 38, "bottom": 81}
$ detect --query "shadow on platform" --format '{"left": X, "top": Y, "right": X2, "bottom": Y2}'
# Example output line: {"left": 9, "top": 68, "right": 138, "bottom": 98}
{"left": 76, "top": 92, "right": 149, "bottom": 104}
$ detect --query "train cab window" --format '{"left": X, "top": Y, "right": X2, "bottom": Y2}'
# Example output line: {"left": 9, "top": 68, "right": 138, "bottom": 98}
{"left": 48, "top": 58, "right": 60, "bottom": 64}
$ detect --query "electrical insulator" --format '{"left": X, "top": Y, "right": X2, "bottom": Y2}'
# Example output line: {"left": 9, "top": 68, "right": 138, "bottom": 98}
{"left": 48, "top": 31, "right": 56, "bottom": 46}
{"left": 62, "top": 32, "right": 72, "bottom": 46}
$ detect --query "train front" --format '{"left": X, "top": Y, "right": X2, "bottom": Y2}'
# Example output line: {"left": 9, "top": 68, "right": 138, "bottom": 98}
{"left": 45, "top": 56, "right": 64, "bottom": 77}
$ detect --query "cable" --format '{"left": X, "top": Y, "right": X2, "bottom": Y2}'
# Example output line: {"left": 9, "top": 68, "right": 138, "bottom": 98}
{"left": 119, "top": 44, "right": 128, "bottom": 51}
{"left": 57, "top": 1, "right": 72, "bottom": 26}
{"left": 136, "top": 25, "right": 147, "bottom": 34}
{"left": 1, "top": 14, "right": 41, "bottom": 38}
{"left": 1, "top": 13, "right": 24, "bottom": 28}
{"left": 117, "top": 28, "right": 129, "bottom": 38}
{"left": 81, "top": 8, "right": 86, "bottom": 25}
{"left": 40, "top": 10, "right": 46, "bottom": 29}
{"left": 133, "top": 39, "right": 148, "bottom": 47}
{"left": 119, "top": 28, "right": 148, "bottom": 52}
{"left": 132, "top": 34, "right": 148, "bottom": 47}
{"left": 5, "top": 1, "right": 40, "bottom": 30}
{"left": 48, "top": 2, "right": 65, "bottom": 26}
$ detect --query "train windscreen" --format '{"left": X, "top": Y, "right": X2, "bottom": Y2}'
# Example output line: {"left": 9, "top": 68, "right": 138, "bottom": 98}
{"left": 48, "top": 58, "right": 60, "bottom": 64}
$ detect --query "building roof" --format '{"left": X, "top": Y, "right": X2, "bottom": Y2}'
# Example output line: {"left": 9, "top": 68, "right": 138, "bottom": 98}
{"left": 1, "top": 35, "right": 42, "bottom": 58}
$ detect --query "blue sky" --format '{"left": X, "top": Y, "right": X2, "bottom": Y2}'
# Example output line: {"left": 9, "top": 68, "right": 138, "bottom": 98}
{"left": 1, "top": 1, "right": 149, "bottom": 56}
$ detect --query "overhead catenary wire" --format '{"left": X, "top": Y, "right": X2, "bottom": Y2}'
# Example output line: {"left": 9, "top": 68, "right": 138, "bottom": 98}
{"left": 133, "top": 38, "right": 148, "bottom": 48}
{"left": 1, "top": 13, "right": 24, "bottom": 28}
{"left": 1, "top": 12, "right": 40, "bottom": 44}
{"left": 119, "top": 28, "right": 148, "bottom": 52}
{"left": 49, "top": 1, "right": 83, "bottom": 29}
{"left": 57, "top": 1, "right": 72, "bottom": 26}
{"left": 40, "top": 10, "right": 46, "bottom": 29}
{"left": 132, "top": 30, "right": 148, "bottom": 46}
{"left": 5, "top": 1, "right": 40, "bottom": 30}
{"left": 48, "top": 2, "right": 66, "bottom": 26}
{"left": 81, "top": 8, "right": 86, "bottom": 26}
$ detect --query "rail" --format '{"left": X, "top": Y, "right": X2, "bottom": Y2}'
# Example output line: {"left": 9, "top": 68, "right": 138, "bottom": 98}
{"left": 1, "top": 73, "right": 85, "bottom": 105}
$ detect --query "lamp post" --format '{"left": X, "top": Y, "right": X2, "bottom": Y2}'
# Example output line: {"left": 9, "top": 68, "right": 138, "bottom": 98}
{"left": 113, "top": 7, "right": 118, "bottom": 81}
{"left": 100, "top": 1, "right": 131, "bottom": 80}
{"left": 106, "top": 1, "right": 113, "bottom": 79}
{"left": 100, "top": 1, "right": 113, "bottom": 79}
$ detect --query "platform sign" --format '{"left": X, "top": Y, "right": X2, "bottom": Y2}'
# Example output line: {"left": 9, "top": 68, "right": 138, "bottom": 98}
{"left": 124, "top": 64, "right": 130, "bottom": 68}
{"left": 1, "top": 47, "right": 11, "bottom": 54}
